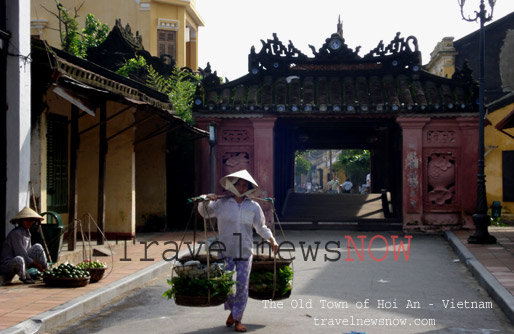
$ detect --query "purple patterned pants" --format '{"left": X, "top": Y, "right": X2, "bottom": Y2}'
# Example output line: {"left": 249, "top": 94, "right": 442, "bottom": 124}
{"left": 0, "top": 244, "right": 47, "bottom": 281}
{"left": 224, "top": 255, "right": 253, "bottom": 322}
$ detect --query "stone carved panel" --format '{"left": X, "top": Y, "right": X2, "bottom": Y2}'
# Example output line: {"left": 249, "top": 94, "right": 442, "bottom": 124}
{"left": 427, "top": 153, "right": 456, "bottom": 205}
{"left": 222, "top": 130, "right": 250, "bottom": 143}
{"left": 222, "top": 152, "right": 250, "bottom": 175}
{"left": 426, "top": 130, "right": 456, "bottom": 144}
{"left": 405, "top": 151, "right": 420, "bottom": 211}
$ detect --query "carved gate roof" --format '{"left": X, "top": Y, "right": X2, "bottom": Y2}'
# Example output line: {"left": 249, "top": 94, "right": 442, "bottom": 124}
{"left": 193, "top": 29, "right": 478, "bottom": 117}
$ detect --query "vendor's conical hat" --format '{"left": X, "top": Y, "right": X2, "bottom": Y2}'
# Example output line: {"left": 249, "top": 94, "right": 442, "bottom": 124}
{"left": 219, "top": 169, "right": 260, "bottom": 197}
{"left": 10, "top": 207, "right": 44, "bottom": 223}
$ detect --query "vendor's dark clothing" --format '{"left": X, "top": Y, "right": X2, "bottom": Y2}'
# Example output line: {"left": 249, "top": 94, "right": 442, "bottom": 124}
{"left": 0, "top": 226, "right": 47, "bottom": 281}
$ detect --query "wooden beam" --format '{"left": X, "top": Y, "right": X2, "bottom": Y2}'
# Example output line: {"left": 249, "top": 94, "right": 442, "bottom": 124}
{"left": 106, "top": 112, "right": 156, "bottom": 142}
{"left": 68, "top": 105, "right": 79, "bottom": 251}
{"left": 97, "top": 103, "right": 107, "bottom": 245}
{"left": 79, "top": 105, "right": 133, "bottom": 135}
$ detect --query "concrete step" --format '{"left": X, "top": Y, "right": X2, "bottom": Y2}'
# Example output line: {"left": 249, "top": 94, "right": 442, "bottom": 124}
{"left": 281, "top": 192, "right": 387, "bottom": 221}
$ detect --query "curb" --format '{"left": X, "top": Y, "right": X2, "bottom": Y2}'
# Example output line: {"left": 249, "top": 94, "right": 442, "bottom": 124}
{"left": 0, "top": 257, "right": 175, "bottom": 334}
{"left": 445, "top": 230, "right": 514, "bottom": 325}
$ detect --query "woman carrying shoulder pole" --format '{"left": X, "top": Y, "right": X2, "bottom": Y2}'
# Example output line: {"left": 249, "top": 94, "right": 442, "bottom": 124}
{"left": 198, "top": 169, "right": 278, "bottom": 332}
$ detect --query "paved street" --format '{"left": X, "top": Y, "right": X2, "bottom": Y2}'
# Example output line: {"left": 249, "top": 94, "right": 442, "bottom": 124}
{"left": 44, "top": 231, "right": 514, "bottom": 334}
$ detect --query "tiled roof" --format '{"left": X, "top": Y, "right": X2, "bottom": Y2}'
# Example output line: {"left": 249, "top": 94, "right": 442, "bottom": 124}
{"left": 193, "top": 32, "right": 478, "bottom": 116}
{"left": 31, "top": 39, "right": 208, "bottom": 138}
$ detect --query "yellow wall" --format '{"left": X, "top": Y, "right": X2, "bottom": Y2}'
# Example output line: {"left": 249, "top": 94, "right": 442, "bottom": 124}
{"left": 74, "top": 101, "right": 136, "bottom": 236}
{"left": 104, "top": 102, "right": 136, "bottom": 234}
{"left": 425, "top": 37, "right": 458, "bottom": 79}
{"left": 485, "top": 103, "right": 514, "bottom": 221}
{"left": 76, "top": 106, "right": 100, "bottom": 231}
{"left": 135, "top": 111, "right": 167, "bottom": 229}
{"left": 43, "top": 90, "right": 172, "bottom": 236}
{"left": 30, "top": 0, "right": 204, "bottom": 69}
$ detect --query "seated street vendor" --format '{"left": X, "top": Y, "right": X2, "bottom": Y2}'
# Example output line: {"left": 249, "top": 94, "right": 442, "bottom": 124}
{"left": 0, "top": 207, "right": 48, "bottom": 284}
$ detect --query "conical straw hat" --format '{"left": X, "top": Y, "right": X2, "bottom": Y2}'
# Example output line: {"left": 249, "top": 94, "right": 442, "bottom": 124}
{"left": 10, "top": 207, "right": 44, "bottom": 224}
{"left": 219, "top": 169, "right": 260, "bottom": 197}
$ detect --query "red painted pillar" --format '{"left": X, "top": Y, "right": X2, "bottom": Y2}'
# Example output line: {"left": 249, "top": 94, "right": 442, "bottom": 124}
{"left": 397, "top": 117, "right": 430, "bottom": 228}
{"left": 251, "top": 117, "right": 277, "bottom": 227}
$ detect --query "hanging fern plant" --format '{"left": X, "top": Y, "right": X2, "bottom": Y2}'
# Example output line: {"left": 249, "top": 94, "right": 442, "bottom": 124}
{"left": 146, "top": 65, "right": 199, "bottom": 125}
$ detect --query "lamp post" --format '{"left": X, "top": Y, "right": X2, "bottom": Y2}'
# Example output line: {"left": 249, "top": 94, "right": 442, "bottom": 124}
{"left": 208, "top": 122, "right": 217, "bottom": 194}
{"left": 459, "top": 0, "right": 497, "bottom": 244}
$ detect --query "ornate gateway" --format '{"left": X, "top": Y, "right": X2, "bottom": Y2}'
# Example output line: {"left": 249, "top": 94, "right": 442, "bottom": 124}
{"left": 193, "top": 18, "right": 479, "bottom": 231}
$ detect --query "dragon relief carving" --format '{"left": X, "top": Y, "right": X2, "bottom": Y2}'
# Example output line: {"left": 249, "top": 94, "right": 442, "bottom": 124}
{"left": 223, "top": 152, "right": 250, "bottom": 175}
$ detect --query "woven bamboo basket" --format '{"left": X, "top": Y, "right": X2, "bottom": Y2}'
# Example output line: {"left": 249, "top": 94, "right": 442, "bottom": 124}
{"left": 249, "top": 255, "right": 293, "bottom": 301}
{"left": 170, "top": 255, "right": 232, "bottom": 307}
{"left": 174, "top": 294, "right": 227, "bottom": 307}
{"left": 251, "top": 255, "right": 292, "bottom": 271}
{"left": 249, "top": 288, "right": 292, "bottom": 301}
{"left": 43, "top": 276, "right": 90, "bottom": 287}
{"left": 178, "top": 254, "right": 224, "bottom": 264}
{"left": 87, "top": 267, "right": 107, "bottom": 283}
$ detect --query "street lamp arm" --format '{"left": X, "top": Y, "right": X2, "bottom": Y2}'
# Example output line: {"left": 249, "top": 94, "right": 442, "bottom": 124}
{"left": 459, "top": 0, "right": 495, "bottom": 23}
{"left": 459, "top": 8, "right": 480, "bottom": 22}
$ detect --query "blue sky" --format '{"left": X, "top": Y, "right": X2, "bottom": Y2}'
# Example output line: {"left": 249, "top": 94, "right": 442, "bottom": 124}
{"left": 196, "top": 0, "right": 514, "bottom": 81}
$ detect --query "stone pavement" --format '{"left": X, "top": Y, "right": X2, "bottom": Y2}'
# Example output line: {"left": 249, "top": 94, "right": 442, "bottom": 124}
{"left": 1, "top": 227, "right": 514, "bottom": 333}
{"left": 0, "top": 231, "right": 215, "bottom": 334}
{"left": 448, "top": 226, "right": 514, "bottom": 324}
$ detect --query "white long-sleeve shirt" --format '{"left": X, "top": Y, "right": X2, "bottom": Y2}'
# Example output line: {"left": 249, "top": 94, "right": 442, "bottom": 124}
{"left": 198, "top": 196, "right": 273, "bottom": 259}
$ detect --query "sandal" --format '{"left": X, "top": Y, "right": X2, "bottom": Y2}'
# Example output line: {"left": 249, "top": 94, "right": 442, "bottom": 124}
{"left": 226, "top": 313, "right": 235, "bottom": 327}
{"left": 235, "top": 321, "right": 247, "bottom": 332}
{"left": 21, "top": 277, "right": 35, "bottom": 284}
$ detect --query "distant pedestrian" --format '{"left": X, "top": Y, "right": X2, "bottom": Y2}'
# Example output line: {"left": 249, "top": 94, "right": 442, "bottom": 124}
{"left": 341, "top": 178, "right": 353, "bottom": 193}
{"left": 326, "top": 179, "right": 334, "bottom": 193}
{"left": 331, "top": 178, "right": 340, "bottom": 194}
{"left": 306, "top": 181, "right": 312, "bottom": 193}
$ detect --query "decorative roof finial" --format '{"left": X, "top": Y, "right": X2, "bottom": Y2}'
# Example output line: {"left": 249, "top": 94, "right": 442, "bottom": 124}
{"left": 337, "top": 15, "right": 343, "bottom": 38}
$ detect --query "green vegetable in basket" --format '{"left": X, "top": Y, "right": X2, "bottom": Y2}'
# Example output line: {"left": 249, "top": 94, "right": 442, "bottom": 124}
{"left": 43, "top": 263, "right": 90, "bottom": 278}
{"left": 163, "top": 270, "right": 235, "bottom": 300}
{"left": 249, "top": 266, "right": 293, "bottom": 296}
{"left": 77, "top": 259, "right": 107, "bottom": 269}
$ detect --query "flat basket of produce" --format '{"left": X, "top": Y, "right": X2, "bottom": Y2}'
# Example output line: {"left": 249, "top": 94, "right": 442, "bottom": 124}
{"left": 77, "top": 260, "right": 108, "bottom": 283}
{"left": 249, "top": 255, "right": 293, "bottom": 301}
{"left": 163, "top": 257, "right": 235, "bottom": 307}
{"left": 43, "top": 263, "right": 91, "bottom": 287}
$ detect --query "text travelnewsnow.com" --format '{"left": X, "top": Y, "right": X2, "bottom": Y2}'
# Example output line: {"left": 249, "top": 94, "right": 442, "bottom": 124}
{"left": 262, "top": 298, "right": 492, "bottom": 327}
{"left": 116, "top": 234, "right": 412, "bottom": 262}
{"left": 313, "top": 316, "right": 436, "bottom": 327}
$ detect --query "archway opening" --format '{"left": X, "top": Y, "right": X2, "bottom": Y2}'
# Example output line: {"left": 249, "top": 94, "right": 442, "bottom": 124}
{"left": 274, "top": 118, "right": 402, "bottom": 229}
